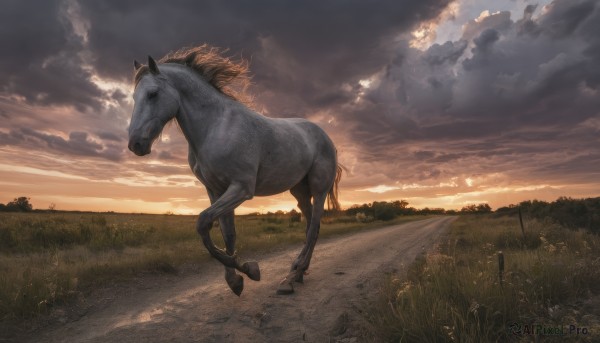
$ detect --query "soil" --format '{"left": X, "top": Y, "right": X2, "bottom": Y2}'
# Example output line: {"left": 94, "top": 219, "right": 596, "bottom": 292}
{"left": 10, "top": 217, "right": 455, "bottom": 343}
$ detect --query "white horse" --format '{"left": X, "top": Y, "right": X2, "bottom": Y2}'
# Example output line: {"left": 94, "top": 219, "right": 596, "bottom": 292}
{"left": 128, "top": 45, "right": 341, "bottom": 295}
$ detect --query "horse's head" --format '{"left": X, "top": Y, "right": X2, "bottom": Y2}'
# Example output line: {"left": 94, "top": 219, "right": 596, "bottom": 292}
{"left": 128, "top": 56, "right": 180, "bottom": 156}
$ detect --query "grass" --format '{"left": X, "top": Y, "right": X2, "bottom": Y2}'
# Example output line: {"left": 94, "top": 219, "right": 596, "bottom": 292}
{"left": 370, "top": 215, "right": 600, "bottom": 342}
{"left": 0, "top": 211, "right": 426, "bottom": 321}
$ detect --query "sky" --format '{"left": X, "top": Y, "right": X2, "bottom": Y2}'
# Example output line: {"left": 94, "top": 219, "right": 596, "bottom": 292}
{"left": 0, "top": 0, "right": 599, "bottom": 214}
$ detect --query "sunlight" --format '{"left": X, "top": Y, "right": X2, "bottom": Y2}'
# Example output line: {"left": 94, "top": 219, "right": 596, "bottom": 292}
{"left": 409, "top": 22, "right": 438, "bottom": 50}
{"left": 359, "top": 185, "right": 401, "bottom": 193}
{"left": 358, "top": 79, "right": 372, "bottom": 89}
{"left": 113, "top": 175, "right": 198, "bottom": 188}
{"left": 90, "top": 74, "right": 133, "bottom": 106}
{"left": 474, "top": 10, "right": 491, "bottom": 23}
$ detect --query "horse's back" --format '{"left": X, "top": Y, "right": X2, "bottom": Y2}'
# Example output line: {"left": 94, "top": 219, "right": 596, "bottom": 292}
{"left": 272, "top": 117, "right": 334, "bottom": 149}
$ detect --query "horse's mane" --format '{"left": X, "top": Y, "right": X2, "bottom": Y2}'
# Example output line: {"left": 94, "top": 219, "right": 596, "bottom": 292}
{"left": 134, "top": 44, "right": 253, "bottom": 106}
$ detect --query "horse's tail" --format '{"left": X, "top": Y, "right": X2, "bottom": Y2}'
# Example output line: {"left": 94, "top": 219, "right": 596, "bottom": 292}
{"left": 327, "top": 163, "right": 343, "bottom": 212}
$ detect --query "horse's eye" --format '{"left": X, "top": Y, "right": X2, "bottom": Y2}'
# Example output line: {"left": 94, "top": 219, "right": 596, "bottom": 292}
{"left": 147, "top": 91, "right": 158, "bottom": 99}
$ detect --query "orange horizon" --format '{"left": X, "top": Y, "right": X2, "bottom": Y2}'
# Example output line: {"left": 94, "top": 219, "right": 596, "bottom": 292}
{"left": 1, "top": 189, "right": 596, "bottom": 216}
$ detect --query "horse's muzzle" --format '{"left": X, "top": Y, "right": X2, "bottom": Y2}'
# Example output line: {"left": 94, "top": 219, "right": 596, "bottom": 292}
{"left": 128, "top": 138, "right": 151, "bottom": 156}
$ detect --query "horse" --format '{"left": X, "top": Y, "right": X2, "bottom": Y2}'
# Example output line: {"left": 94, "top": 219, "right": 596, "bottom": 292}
{"left": 127, "top": 45, "right": 342, "bottom": 296}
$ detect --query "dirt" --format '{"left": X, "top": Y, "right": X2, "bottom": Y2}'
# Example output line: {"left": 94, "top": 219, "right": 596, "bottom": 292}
{"left": 13, "top": 217, "right": 455, "bottom": 343}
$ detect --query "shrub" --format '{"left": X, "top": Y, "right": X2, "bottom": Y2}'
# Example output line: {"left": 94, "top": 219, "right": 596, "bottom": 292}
{"left": 355, "top": 212, "right": 374, "bottom": 223}
{"left": 371, "top": 215, "right": 600, "bottom": 342}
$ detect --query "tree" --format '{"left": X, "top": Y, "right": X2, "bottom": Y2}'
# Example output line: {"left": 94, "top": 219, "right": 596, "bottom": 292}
{"left": 6, "top": 196, "right": 33, "bottom": 212}
{"left": 372, "top": 201, "right": 396, "bottom": 221}
{"left": 461, "top": 203, "right": 491, "bottom": 214}
{"left": 460, "top": 204, "right": 478, "bottom": 213}
{"left": 476, "top": 203, "right": 492, "bottom": 213}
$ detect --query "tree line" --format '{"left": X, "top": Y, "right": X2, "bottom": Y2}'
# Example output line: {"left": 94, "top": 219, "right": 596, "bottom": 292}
{"left": 0, "top": 195, "right": 492, "bottom": 218}
{"left": 4, "top": 194, "right": 598, "bottom": 233}
{"left": 344, "top": 200, "right": 491, "bottom": 221}
{"left": 497, "top": 196, "right": 600, "bottom": 234}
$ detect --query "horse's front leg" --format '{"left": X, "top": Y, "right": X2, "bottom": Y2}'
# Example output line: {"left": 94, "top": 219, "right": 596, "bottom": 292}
{"left": 207, "top": 187, "right": 245, "bottom": 296}
{"left": 218, "top": 211, "right": 245, "bottom": 296}
{"left": 196, "top": 183, "right": 261, "bottom": 292}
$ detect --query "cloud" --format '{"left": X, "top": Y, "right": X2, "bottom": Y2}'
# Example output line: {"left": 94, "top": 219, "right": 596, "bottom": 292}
{"left": 76, "top": 0, "right": 453, "bottom": 111}
{"left": 1, "top": 0, "right": 600, "bottom": 213}
{"left": 0, "top": 0, "right": 107, "bottom": 111}
{"left": 269, "top": 0, "right": 599, "bottom": 205}
{"left": 0, "top": 128, "right": 124, "bottom": 161}
{"left": 539, "top": 0, "right": 597, "bottom": 38}
{"left": 424, "top": 40, "right": 468, "bottom": 65}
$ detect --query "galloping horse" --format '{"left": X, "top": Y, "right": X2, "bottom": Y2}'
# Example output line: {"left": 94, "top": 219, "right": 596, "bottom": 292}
{"left": 128, "top": 45, "right": 341, "bottom": 295}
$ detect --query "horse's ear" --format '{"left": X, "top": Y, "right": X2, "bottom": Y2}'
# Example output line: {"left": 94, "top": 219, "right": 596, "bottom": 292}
{"left": 134, "top": 60, "right": 142, "bottom": 71}
{"left": 148, "top": 56, "right": 159, "bottom": 74}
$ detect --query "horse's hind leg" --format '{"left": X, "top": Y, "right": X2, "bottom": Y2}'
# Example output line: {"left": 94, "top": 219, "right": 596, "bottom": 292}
{"left": 294, "top": 191, "right": 326, "bottom": 276}
{"left": 296, "top": 155, "right": 337, "bottom": 278}
{"left": 289, "top": 178, "right": 313, "bottom": 283}
{"left": 278, "top": 190, "right": 326, "bottom": 294}
{"left": 218, "top": 212, "right": 244, "bottom": 296}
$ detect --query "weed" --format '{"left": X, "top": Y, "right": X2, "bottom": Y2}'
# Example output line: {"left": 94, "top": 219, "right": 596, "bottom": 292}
{"left": 370, "top": 215, "right": 600, "bottom": 342}
{"left": 0, "top": 212, "right": 428, "bottom": 321}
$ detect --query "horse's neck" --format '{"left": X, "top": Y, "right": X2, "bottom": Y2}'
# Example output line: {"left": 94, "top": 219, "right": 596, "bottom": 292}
{"left": 170, "top": 70, "right": 232, "bottom": 151}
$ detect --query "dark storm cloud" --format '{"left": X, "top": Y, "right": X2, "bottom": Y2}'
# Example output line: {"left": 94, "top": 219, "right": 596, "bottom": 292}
{"left": 77, "top": 0, "right": 453, "bottom": 112}
{"left": 329, "top": 0, "right": 600, "bottom": 186}
{"left": 79, "top": 0, "right": 453, "bottom": 76}
{"left": 0, "top": 0, "right": 456, "bottom": 133}
{"left": 0, "top": 128, "right": 124, "bottom": 161}
{"left": 2, "top": 0, "right": 599, "bottom": 198}
{"left": 424, "top": 40, "right": 468, "bottom": 66}
{"left": 364, "top": 0, "right": 599, "bottom": 129}
{"left": 0, "top": 0, "right": 107, "bottom": 111}
{"left": 539, "top": 0, "right": 597, "bottom": 38}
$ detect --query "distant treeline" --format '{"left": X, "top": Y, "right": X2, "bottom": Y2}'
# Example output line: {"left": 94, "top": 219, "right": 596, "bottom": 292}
{"left": 263, "top": 197, "right": 600, "bottom": 234}
{"left": 497, "top": 197, "right": 600, "bottom": 234}
{"left": 3, "top": 195, "right": 599, "bottom": 233}
{"left": 343, "top": 200, "right": 492, "bottom": 221}
{"left": 252, "top": 200, "right": 492, "bottom": 222}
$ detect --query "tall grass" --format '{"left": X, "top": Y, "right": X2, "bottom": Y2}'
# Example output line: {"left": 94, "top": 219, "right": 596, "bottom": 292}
{"left": 370, "top": 215, "right": 600, "bottom": 342}
{"left": 0, "top": 212, "right": 426, "bottom": 321}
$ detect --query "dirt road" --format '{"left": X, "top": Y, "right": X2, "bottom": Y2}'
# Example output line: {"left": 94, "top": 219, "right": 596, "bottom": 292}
{"left": 23, "top": 216, "right": 455, "bottom": 343}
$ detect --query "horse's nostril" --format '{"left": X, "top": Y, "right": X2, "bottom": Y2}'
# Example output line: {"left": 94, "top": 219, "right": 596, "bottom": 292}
{"left": 134, "top": 142, "right": 142, "bottom": 152}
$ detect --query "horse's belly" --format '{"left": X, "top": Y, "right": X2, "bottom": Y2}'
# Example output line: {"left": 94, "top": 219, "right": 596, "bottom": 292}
{"left": 253, "top": 159, "right": 310, "bottom": 196}
{"left": 253, "top": 173, "right": 305, "bottom": 196}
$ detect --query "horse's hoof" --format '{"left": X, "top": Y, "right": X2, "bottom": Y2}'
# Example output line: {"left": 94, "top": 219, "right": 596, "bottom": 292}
{"left": 276, "top": 280, "right": 294, "bottom": 295}
{"left": 242, "top": 261, "right": 261, "bottom": 281}
{"left": 226, "top": 273, "right": 244, "bottom": 296}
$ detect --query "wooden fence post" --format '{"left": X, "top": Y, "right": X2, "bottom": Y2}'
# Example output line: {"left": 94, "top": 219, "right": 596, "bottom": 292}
{"left": 518, "top": 207, "right": 525, "bottom": 238}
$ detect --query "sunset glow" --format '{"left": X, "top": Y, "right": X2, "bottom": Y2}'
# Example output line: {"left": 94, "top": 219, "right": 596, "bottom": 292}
{"left": 1, "top": 0, "right": 599, "bottom": 214}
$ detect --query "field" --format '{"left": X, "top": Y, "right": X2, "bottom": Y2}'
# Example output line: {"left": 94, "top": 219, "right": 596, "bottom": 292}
{"left": 0, "top": 211, "right": 424, "bottom": 322}
{"left": 371, "top": 214, "right": 600, "bottom": 342}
